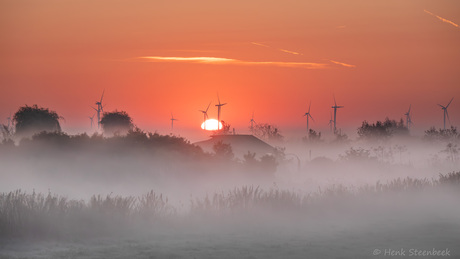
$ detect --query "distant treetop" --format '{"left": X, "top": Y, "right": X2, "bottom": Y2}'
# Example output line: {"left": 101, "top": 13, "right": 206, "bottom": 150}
{"left": 13, "top": 104, "right": 61, "bottom": 138}
{"left": 100, "top": 110, "right": 134, "bottom": 136}
{"left": 357, "top": 118, "right": 408, "bottom": 140}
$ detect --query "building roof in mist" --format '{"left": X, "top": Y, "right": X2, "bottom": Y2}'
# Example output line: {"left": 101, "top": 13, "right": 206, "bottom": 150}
{"left": 194, "top": 134, "right": 275, "bottom": 157}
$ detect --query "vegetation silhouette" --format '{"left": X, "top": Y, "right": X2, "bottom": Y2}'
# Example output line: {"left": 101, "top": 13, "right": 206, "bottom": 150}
{"left": 100, "top": 110, "right": 133, "bottom": 136}
{"left": 212, "top": 140, "right": 234, "bottom": 161}
{"left": 303, "top": 129, "right": 322, "bottom": 144}
{"left": 424, "top": 126, "right": 459, "bottom": 142}
{"left": 214, "top": 120, "right": 232, "bottom": 135}
{"left": 13, "top": 105, "right": 61, "bottom": 138}
{"left": 357, "top": 118, "right": 408, "bottom": 140}
{"left": 253, "top": 123, "right": 284, "bottom": 143}
{"left": 2, "top": 172, "right": 459, "bottom": 239}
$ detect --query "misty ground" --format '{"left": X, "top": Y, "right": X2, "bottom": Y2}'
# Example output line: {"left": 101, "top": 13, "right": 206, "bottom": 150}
{"left": 1, "top": 134, "right": 459, "bottom": 258}
{"left": 2, "top": 188, "right": 459, "bottom": 259}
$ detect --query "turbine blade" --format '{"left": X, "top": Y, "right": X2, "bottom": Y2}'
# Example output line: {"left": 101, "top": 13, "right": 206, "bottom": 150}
{"left": 309, "top": 114, "right": 315, "bottom": 122}
{"left": 206, "top": 102, "right": 211, "bottom": 112}
{"left": 446, "top": 97, "right": 454, "bottom": 108}
{"left": 438, "top": 104, "right": 444, "bottom": 108}
{"left": 446, "top": 110, "right": 451, "bottom": 124}
{"left": 334, "top": 95, "right": 337, "bottom": 106}
{"left": 100, "top": 90, "right": 105, "bottom": 103}
{"left": 408, "top": 104, "right": 411, "bottom": 113}
{"left": 217, "top": 93, "right": 221, "bottom": 105}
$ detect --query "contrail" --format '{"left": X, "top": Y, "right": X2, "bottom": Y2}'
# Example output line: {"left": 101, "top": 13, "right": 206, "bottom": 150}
{"left": 424, "top": 10, "right": 459, "bottom": 28}
{"left": 251, "top": 42, "right": 303, "bottom": 55}
{"left": 329, "top": 60, "right": 356, "bottom": 68}
{"left": 140, "top": 56, "right": 327, "bottom": 69}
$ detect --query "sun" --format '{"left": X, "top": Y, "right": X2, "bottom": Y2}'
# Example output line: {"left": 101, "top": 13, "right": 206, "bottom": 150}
{"left": 201, "top": 119, "right": 222, "bottom": 131}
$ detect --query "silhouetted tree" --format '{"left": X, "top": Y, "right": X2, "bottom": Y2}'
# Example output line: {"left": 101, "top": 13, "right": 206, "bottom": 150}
{"left": 340, "top": 147, "right": 377, "bottom": 162}
{"left": 243, "top": 151, "right": 257, "bottom": 166}
{"left": 215, "top": 120, "right": 232, "bottom": 135}
{"left": 100, "top": 110, "right": 133, "bottom": 136}
{"left": 303, "top": 129, "right": 322, "bottom": 144}
{"left": 253, "top": 123, "right": 284, "bottom": 142}
{"left": 424, "top": 126, "right": 458, "bottom": 142}
{"left": 259, "top": 154, "right": 278, "bottom": 174}
{"left": 212, "top": 140, "right": 234, "bottom": 160}
{"left": 441, "top": 143, "right": 459, "bottom": 163}
{"left": 13, "top": 105, "right": 61, "bottom": 138}
{"left": 332, "top": 132, "right": 349, "bottom": 144}
{"left": 357, "top": 118, "right": 408, "bottom": 140}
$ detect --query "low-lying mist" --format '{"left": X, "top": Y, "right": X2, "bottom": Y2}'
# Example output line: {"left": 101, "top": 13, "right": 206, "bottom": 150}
{"left": 1, "top": 130, "right": 459, "bottom": 258}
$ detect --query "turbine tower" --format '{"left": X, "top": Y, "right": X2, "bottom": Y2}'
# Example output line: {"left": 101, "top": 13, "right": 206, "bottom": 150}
{"left": 331, "top": 96, "right": 344, "bottom": 134}
{"left": 328, "top": 112, "right": 334, "bottom": 132}
{"left": 404, "top": 105, "right": 413, "bottom": 130}
{"left": 170, "top": 113, "right": 178, "bottom": 131}
{"left": 250, "top": 112, "right": 256, "bottom": 134}
{"left": 303, "top": 101, "right": 314, "bottom": 135}
{"left": 438, "top": 98, "right": 453, "bottom": 130}
{"left": 215, "top": 94, "right": 227, "bottom": 130}
{"left": 6, "top": 113, "right": 12, "bottom": 131}
{"left": 89, "top": 114, "right": 96, "bottom": 130}
{"left": 199, "top": 102, "right": 211, "bottom": 130}
{"left": 93, "top": 90, "right": 105, "bottom": 129}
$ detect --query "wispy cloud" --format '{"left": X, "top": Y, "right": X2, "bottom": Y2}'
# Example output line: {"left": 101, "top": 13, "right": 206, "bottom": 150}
{"left": 140, "top": 56, "right": 328, "bottom": 69}
{"left": 279, "top": 49, "right": 303, "bottom": 55}
{"left": 142, "top": 56, "right": 233, "bottom": 63}
{"left": 424, "top": 10, "right": 459, "bottom": 28}
{"left": 250, "top": 42, "right": 270, "bottom": 48}
{"left": 329, "top": 60, "right": 356, "bottom": 68}
{"left": 251, "top": 42, "right": 303, "bottom": 56}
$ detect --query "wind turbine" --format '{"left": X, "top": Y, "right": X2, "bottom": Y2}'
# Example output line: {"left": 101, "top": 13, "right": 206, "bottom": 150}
{"left": 92, "top": 90, "right": 105, "bottom": 129}
{"left": 199, "top": 102, "right": 211, "bottom": 130}
{"left": 438, "top": 98, "right": 453, "bottom": 130}
{"left": 404, "top": 105, "right": 413, "bottom": 130}
{"left": 303, "top": 101, "right": 314, "bottom": 135}
{"left": 328, "top": 112, "right": 334, "bottom": 132}
{"left": 250, "top": 112, "right": 256, "bottom": 133}
{"left": 88, "top": 114, "right": 96, "bottom": 130}
{"left": 170, "top": 113, "right": 178, "bottom": 131}
{"left": 215, "top": 94, "right": 227, "bottom": 130}
{"left": 6, "top": 112, "right": 12, "bottom": 131}
{"left": 331, "top": 95, "right": 344, "bottom": 134}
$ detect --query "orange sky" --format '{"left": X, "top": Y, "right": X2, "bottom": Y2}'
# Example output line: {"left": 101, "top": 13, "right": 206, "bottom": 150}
{"left": 1, "top": 0, "right": 459, "bottom": 140}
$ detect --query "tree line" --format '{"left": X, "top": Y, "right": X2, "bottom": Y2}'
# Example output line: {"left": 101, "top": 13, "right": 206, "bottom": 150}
{"left": 1, "top": 104, "right": 459, "bottom": 144}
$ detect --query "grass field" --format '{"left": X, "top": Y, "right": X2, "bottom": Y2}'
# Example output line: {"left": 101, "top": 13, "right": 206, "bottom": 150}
{"left": 1, "top": 172, "right": 459, "bottom": 258}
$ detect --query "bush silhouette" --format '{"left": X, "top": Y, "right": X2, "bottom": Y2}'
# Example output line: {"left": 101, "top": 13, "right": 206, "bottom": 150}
{"left": 100, "top": 110, "right": 133, "bottom": 136}
{"left": 357, "top": 118, "right": 408, "bottom": 140}
{"left": 13, "top": 105, "right": 61, "bottom": 138}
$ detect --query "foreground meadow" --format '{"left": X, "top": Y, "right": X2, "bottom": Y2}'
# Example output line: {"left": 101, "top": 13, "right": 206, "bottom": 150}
{"left": 1, "top": 173, "right": 459, "bottom": 259}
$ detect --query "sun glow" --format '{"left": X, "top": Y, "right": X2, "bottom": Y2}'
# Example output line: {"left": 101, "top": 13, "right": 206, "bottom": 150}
{"left": 201, "top": 119, "right": 222, "bottom": 131}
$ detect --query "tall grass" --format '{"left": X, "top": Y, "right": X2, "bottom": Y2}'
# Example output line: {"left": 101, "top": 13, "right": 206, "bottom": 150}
{"left": 1, "top": 172, "right": 458, "bottom": 239}
{"left": 0, "top": 190, "right": 175, "bottom": 238}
